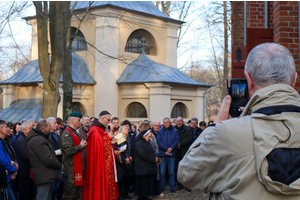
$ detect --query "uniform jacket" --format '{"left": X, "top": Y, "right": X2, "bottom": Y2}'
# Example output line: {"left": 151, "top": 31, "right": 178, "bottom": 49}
{"left": 60, "top": 125, "right": 86, "bottom": 185}
{"left": 157, "top": 125, "right": 179, "bottom": 157}
{"left": 178, "top": 84, "right": 300, "bottom": 200}
{"left": 27, "top": 128, "right": 62, "bottom": 186}
{"left": 175, "top": 124, "right": 193, "bottom": 158}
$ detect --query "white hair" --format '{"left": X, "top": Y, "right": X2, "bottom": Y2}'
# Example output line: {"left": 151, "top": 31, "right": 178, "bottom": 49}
{"left": 21, "top": 122, "right": 31, "bottom": 131}
{"left": 245, "top": 43, "right": 296, "bottom": 87}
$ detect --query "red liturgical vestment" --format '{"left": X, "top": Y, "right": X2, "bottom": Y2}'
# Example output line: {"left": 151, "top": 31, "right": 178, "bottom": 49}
{"left": 82, "top": 125, "right": 118, "bottom": 200}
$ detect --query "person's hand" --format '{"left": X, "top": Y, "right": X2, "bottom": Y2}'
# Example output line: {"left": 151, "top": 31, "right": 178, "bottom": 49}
{"left": 214, "top": 95, "right": 232, "bottom": 124}
{"left": 80, "top": 139, "right": 88, "bottom": 148}
{"left": 11, "top": 171, "right": 17, "bottom": 179}
{"left": 155, "top": 157, "right": 158, "bottom": 163}
{"left": 177, "top": 143, "right": 181, "bottom": 149}
{"left": 125, "top": 158, "right": 130, "bottom": 164}
{"left": 129, "top": 156, "right": 133, "bottom": 162}
{"left": 108, "top": 131, "right": 114, "bottom": 139}
{"left": 11, "top": 161, "right": 19, "bottom": 170}
{"left": 165, "top": 151, "right": 170, "bottom": 156}
{"left": 167, "top": 148, "right": 172, "bottom": 153}
{"left": 111, "top": 138, "right": 117, "bottom": 144}
{"left": 115, "top": 150, "right": 120, "bottom": 156}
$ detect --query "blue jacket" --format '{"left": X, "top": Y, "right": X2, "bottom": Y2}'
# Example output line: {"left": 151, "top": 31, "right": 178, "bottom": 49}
{"left": 157, "top": 125, "right": 179, "bottom": 157}
{"left": 0, "top": 138, "right": 17, "bottom": 182}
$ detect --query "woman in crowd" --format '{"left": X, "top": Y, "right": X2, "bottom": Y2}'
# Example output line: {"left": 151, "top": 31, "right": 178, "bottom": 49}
{"left": 115, "top": 125, "right": 132, "bottom": 200}
{"left": 133, "top": 121, "right": 159, "bottom": 200}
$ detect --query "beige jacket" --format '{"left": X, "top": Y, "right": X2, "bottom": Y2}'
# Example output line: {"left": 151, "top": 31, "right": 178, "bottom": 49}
{"left": 178, "top": 84, "right": 300, "bottom": 200}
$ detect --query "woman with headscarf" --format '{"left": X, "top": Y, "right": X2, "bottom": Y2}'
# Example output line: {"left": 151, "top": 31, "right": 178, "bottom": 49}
{"left": 133, "top": 127, "right": 159, "bottom": 200}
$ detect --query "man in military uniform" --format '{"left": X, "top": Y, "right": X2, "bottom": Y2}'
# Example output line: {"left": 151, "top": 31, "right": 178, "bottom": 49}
{"left": 60, "top": 112, "right": 87, "bottom": 200}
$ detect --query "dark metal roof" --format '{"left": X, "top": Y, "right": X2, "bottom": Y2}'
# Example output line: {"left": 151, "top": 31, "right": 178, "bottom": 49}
{"left": 0, "top": 53, "right": 96, "bottom": 85}
{"left": 116, "top": 52, "right": 211, "bottom": 87}
{"left": 71, "top": 1, "right": 183, "bottom": 24}
{"left": 0, "top": 99, "right": 42, "bottom": 123}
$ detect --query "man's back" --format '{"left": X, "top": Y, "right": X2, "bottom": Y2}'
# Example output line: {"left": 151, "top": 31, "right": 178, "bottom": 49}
{"left": 178, "top": 84, "right": 300, "bottom": 199}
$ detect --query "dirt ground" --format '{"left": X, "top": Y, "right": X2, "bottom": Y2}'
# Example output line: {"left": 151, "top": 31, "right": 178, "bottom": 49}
{"left": 129, "top": 185, "right": 209, "bottom": 200}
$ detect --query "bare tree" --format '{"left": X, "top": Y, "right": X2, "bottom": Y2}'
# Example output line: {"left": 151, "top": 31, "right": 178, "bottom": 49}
{"left": 34, "top": 1, "right": 69, "bottom": 118}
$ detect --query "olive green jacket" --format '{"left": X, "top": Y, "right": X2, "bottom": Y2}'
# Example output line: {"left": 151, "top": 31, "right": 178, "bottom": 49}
{"left": 60, "top": 125, "right": 86, "bottom": 184}
{"left": 178, "top": 84, "right": 300, "bottom": 200}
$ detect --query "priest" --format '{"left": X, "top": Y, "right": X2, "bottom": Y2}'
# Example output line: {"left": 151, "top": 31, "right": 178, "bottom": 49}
{"left": 82, "top": 111, "right": 119, "bottom": 200}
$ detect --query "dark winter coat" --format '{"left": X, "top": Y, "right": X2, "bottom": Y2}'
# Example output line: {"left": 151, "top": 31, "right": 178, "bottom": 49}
{"left": 115, "top": 139, "right": 130, "bottom": 181}
{"left": 157, "top": 125, "right": 179, "bottom": 157}
{"left": 49, "top": 131, "right": 62, "bottom": 163}
{"left": 133, "top": 136, "right": 157, "bottom": 176}
{"left": 15, "top": 132, "right": 31, "bottom": 178}
{"left": 27, "top": 128, "right": 62, "bottom": 186}
{"left": 176, "top": 124, "right": 194, "bottom": 158}
{"left": 191, "top": 127, "right": 203, "bottom": 141}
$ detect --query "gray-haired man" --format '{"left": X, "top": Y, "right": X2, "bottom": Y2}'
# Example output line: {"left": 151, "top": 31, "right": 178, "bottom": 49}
{"left": 178, "top": 43, "right": 300, "bottom": 199}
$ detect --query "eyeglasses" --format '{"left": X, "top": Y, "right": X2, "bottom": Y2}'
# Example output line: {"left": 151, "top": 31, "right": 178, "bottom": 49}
{"left": 105, "top": 117, "right": 111, "bottom": 122}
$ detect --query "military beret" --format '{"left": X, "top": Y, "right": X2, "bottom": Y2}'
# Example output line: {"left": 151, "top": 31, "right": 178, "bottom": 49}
{"left": 68, "top": 111, "right": 82, "bottom": 118}
{"left": 99, "top": 110, "right": 110, "bottom": 116}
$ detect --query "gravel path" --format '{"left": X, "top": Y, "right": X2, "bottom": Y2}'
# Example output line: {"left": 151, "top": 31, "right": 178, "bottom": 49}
{"left": 129, "top": 186, "right": 209, "bottom": 200}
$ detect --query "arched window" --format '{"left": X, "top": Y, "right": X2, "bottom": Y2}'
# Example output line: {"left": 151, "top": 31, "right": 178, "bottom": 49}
{"left": 70, "top": 27, "right": 87, "bottom": 51}
{"left": 125, "top": 29, "right": 157, "bottom": 55}
{"left": 171, "top": 103, "right": 187, "bottom": 118}
{"left": 126, "top": 102, "right": 147, "bottom": 118}
{"left": 72, "top": 102, "right": 86, "bottom": 115}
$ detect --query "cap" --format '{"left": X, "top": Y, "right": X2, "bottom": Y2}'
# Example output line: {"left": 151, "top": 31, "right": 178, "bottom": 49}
{"left": 68, "top": 111, "right": 82, "bottom": 118}
{"left": 99, "top": 110, "right": 110, "bottom": 116}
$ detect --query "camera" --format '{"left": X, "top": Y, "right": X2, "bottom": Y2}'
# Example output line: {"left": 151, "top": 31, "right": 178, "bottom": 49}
{"left": 228, "top": 79, "right": 249, "bottom": 117}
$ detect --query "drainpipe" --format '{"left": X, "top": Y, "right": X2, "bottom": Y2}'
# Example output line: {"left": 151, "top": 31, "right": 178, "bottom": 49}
{"left": 203, "top": 87, "right": 212, "bottom": 121}
{"left": 244, "top": 2, "right": 247, "bottom": 46}
{"left": 264, "top": 2, "right": 268, "bottom": 29}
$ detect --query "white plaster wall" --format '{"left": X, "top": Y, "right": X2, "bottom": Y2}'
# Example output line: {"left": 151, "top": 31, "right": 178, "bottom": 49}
{"left": 94, "top": 14, "right": 119, "bottom": 117}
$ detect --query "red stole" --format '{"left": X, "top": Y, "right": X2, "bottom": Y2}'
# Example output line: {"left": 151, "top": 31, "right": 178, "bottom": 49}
{"left": 65, "top": 128, "right": 83, "bottom": 186}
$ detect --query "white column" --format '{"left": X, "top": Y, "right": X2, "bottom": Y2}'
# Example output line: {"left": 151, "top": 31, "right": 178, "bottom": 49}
{"left": 94, "top": 16, "right": 119, "bottom": 117}
{"left": 2, "top": 85, "right": 16, "bottom": 109}
{"left": 194, "top": 87, "right": 206, "bottom": 121}
{"left": 146, "top": 83, "right": 171, "bottom": 122}
{"left": 166, "top": 24, "right": 179, "bottom": 69}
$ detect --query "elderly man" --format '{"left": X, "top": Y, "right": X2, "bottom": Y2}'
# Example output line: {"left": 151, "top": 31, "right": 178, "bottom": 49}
{"left": 178, "top": 43, "right": 300, "bottom": 199}
{"left": 0, "top": 120, "right": 17, "bottom": 200}
{"left": 15, "top": 122, "right": 34, "bottom": 200}
{"left": 152, "top": 120, "right": 161, "bottom": 138}
{"left": 175, "top": 117, "right": 193, "bottom": 190}
{"left": 190, "top": 117, "right": 202, "bottom": 141}
{"left": 79, "top": 115, "right": 90, "bottom": 140}
{"left": 48, "top": 117, "right": 63, "bottom": 200}
{"left": 27, "top": 118, "right": 62, "bottom": 200}
{"left": 157, "top": 117, "right": 179, "bottom": 195}
{"left": 82, "top": 110, "right": 118, "bottom": 200}
{"left": 60, "top": 112, "right": 87, "bottom": 200}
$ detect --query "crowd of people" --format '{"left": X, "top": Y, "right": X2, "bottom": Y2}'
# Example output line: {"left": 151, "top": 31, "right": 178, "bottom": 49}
{"left": 0, "top": 110, "right": 211, "bottom": 200}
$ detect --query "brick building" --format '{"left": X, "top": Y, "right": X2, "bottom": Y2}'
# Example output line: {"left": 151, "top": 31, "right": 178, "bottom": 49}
{"left": 231, "top": 1, "right": 300, "bottom": 92}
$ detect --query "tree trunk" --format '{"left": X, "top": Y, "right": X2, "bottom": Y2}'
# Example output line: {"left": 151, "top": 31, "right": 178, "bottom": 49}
{"left": 222, "top": 1, "right": 229, "bottom": 98}
{"left": 34, "top": 1, "right": 65, "bottom": 118}
{"left": 62, "top": 1, "right": 73, "bottom": 120}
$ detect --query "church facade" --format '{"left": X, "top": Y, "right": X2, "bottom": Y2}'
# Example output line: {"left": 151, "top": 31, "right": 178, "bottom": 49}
{"left": 0, "top": 2, "right": 210, "bottom": 123}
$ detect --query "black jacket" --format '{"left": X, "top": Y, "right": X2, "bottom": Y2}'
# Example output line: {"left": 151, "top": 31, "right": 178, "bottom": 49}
{"left": 176, "top": 124, "right": 194, "bottom": 158}
{"left": 27, "top": 128, "right": 62, "bottom": 186}
{"left": 15, "top": 132, "right": 31, "bottom": 178}
{"left": 133, "top": 134, "right": 157, "bottom": 176}
{"left": 191, "top": 127, "right": 203, "bottom": 141}
{"left": 49, "top": 131, "right": 62, "bottom": 163}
